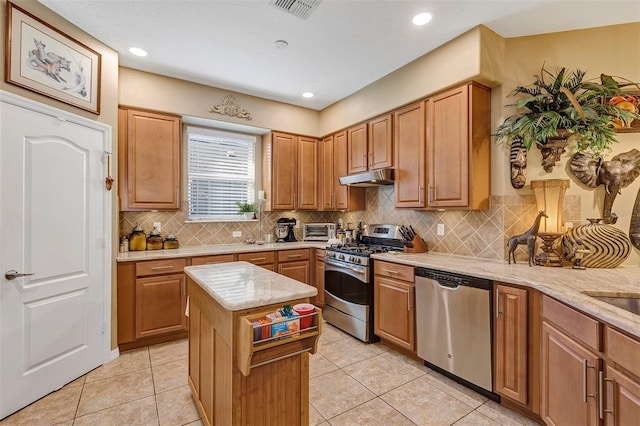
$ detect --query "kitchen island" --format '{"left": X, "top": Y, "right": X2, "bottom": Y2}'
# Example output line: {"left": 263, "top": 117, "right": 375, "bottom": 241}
{"left": 185, "top": 261, "right": 320, "bottom": 426}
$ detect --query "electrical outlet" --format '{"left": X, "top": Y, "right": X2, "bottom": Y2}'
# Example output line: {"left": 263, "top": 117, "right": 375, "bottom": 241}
{"left": 295, "top": 219, "right": 300, "bottom": 228}
{"left": 153, "top": 222, "right": 161, "bottom": 232}
{"left": 437, "top": 223, "right": 445, "bottom": 236}
{"left": 232, "top": 231, "right": 242, "bottom": 238}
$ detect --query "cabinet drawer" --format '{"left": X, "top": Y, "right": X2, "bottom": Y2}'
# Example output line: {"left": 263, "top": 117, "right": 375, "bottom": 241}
{"left": 374, "top": 260, "right": 414, "bottom": 282}
{"left": 238, "top": 251, "right": 275, "bottom": 265}
{"left": 542, "top": 295, "right": 601, "bottom": 352}
{"left": 605, "top": 326, "right": 640, "bottom": 378}
{"left": 136, "top": 258, "right": 187, "bottom": 277}
{"left": 278, "top": 249, "right": 310, "bottom": 262}
{"left": 191, "top": 254, "right": 235, "bottom": 266}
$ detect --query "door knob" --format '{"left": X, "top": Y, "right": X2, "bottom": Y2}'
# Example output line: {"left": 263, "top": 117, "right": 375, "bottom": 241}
{"left": 5, "top": 270, "right": 35, "bottom": 280}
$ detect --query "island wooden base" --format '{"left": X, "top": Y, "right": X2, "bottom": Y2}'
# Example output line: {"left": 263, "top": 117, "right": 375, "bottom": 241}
{"left": 187, "top": 278, "right": 319, "bottom": 426}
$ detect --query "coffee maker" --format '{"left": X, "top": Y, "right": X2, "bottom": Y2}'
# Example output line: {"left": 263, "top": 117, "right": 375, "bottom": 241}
{"left": 275, "top": 218, "right": 297, "bottom": 242}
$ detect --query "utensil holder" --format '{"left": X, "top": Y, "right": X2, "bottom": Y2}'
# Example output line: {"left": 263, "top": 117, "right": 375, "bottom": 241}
{"left": 404, "top": 235, "right": 428, "bottom": 254}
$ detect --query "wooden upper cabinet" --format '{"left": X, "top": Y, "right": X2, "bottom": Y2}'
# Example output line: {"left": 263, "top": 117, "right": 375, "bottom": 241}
{"left": 394, "top": 101, "right": 426, "bottom": 208}
{"left": 263, "top": 132, "right": 318, "bottom": 211}
{"left": 297, "top": 136, "right": 318, "bottom": 210}
{"left": 427, "top": 82, "right": 490, "bottom": 209}
{"left": 320, "top": 135, "right": 335, "bottom": 210}
{"left": 321, "top": 130, "right": 365, "bottom": 211}
{"left": 118, "top": 107, "right": 181, "bottom": 211}
{"left": 347, "top": 123, "right": 368, "bottom": 174}
{"left": 368, "top": 113, "right": 393, "bottom": 170}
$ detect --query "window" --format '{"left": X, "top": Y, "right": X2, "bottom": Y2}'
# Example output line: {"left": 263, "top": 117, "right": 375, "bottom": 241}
{"left": 187, "top": 127, "right": 257, "bottom": 220}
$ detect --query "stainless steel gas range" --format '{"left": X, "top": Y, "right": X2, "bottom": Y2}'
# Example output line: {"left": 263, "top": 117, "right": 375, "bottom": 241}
{"left": 323, "top": 224, "right": 404, "bottom": 343}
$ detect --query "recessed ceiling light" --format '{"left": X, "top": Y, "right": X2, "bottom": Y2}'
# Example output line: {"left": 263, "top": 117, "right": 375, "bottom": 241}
{"left": 274, "top": 40, "right": 289, "bottom": 49}
{"left": 302, "top": 92, "right": 314, "bottom": 98}
{"left": 129, "top": 47, "right": 148, "bottom": 57}
{"left": 412, "top": 12, "right": 433, "bottom": 26}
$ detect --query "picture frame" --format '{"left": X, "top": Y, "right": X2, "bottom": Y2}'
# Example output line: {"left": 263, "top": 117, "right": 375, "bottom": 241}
{"left": 606, "top": 91, "right": 640, "bottom": 133}
{"left": 5, "top": 1, "right": 101, "bottom": 114}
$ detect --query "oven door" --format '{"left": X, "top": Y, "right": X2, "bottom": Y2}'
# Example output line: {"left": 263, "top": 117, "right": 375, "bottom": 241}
{"left": 324, "top": 259, "right": 371, "bottom": 305}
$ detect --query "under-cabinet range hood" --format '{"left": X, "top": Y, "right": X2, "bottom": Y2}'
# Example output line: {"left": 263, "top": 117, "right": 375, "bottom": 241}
{"left": 338, "top": 168, "right": 394, "bottom": 187}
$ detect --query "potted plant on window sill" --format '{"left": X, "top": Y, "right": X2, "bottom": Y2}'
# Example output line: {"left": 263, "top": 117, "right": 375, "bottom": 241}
{"left": 236, "top": 202, "right": 257, "bottom": 220}
{"left": 494, "top": 64, "right": 640, "bottom": 172}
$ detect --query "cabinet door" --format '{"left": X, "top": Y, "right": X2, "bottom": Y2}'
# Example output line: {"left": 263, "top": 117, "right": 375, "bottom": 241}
{"left": 191, "top": 254, "right": 236, "bottom": 265}
{"left": 541, "top": 321, "right": 600, "bottom": 426}
{"left": 278, "top": 260, "right": 310, "bottom": 284}
{"left": 374, "top": 276, "right": 415, "bottom": 351}
{"left": 120, "top": 108, "right": 181, "bottom": 210}
{"left": 347, "top": 123, "right": 368, "bottom": 174}
{"left": 394, "top": 101, "right": 426, "bottom": 208}
{"left": 368, "top": 114, "right": 393, "bottom": 170}
{"left": 135, "top": 273, "right": 187, "bottom": 339}
{"left": 495, "top": 285, "right": 528, "bottom": 405}
{"left": 271, "top": 132, "right": 297, "bottom": 210}
{"left": 427, "top": 85, "right": 469, "bottom": 207}
{"left": 297, "top": 136, "right": 318, "bottom": 210}
{"left": 333, "top": 131, "right": 350, "bottom": 210}
{"left": 313, "top": 250, "right": 325, "bottom": 306}
{"left": 604, "top": 365, "right": 640, "bottom": 426}
{"left": 320, "top": 136, "right": 334, "bottom": 210}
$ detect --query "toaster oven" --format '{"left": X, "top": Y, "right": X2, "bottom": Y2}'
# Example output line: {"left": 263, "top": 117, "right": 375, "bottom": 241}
{"left": 302, "top": 223, "right": 336, "bottom": 241}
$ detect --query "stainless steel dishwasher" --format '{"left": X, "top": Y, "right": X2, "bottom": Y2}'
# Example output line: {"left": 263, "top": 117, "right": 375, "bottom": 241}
{"left": 415, "top": 267, "right": 495, "bottom": 398}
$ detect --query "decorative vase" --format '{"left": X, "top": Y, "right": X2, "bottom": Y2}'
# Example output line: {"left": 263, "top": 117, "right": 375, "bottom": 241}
{"left": 562, "top": 219, "right": 632, "bottom": 268}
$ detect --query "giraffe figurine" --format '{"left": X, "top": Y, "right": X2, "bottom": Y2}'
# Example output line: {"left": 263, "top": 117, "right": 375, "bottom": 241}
{"left": 507, "top": 211, "right": 548, "bottom": 266}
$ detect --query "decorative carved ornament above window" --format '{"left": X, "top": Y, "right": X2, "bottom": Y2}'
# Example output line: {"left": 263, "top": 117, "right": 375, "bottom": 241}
{"left": 208, "top": 95, "right": 252, "bottom": 120}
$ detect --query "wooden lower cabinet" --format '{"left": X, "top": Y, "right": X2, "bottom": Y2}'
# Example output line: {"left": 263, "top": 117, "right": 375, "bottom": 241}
{"left": 191, "top": 254, "right": 235, "bottom": 265}
{"left": 313, "top": 249, "right": 325, "bottom": 306}
{"left": 135, "top": 274, "right": 187, "bottom": 338}
{"left": 603, "top": 364, "right": 640, "bottom": 426}
{"left": 541, "top": 320, "right": 601, "bottom": 426}
{"left": 373, "top": 261, "right": 415, "bottom": 351}
{"left": 238, "top": 251, "right": 275, "bottom": 271}
{"left": 277, "top": 249, "right": 310, "bottom": 284}
{"left": 117, "top": 258, "right": 189, "bottom": 350}
{"left": 494, "top": 284, "right": 528, "bottom": 405}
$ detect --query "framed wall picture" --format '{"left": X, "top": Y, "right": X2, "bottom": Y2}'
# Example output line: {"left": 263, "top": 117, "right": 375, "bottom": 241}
{"left": 5, "top": 1, "right": 101, "bottom": 114}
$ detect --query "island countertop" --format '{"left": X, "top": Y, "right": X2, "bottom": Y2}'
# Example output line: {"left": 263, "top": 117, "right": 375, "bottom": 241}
{"left": 184, "top": 261, "right": 317, "bottom": 311}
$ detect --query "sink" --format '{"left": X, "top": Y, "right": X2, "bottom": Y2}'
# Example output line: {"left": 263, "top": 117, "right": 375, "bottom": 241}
{"left": 582, "top": 291, "right": 640, "bottom": 315}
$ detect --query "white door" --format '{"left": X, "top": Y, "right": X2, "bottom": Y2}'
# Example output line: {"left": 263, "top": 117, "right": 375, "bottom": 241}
{"left": 0, "top": 92, "right": 112, "bottom": 419}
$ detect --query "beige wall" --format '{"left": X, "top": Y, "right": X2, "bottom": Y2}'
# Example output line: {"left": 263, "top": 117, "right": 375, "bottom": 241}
{"left": 0, "top": 0, "right": 121, "bottom": 349}
{"left": 119, "top": 68, "right": 321, "bottom": 136}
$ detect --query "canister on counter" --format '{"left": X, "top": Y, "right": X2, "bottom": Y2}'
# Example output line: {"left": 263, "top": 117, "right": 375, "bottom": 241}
{"left": 163, "top": 233, "right": 179, "bottom": 249}
{"left": 128, "top": 224, "right": 147, "bottom": 251}
{"left": 147, "top": 227, "right": 163, "bottom": 250}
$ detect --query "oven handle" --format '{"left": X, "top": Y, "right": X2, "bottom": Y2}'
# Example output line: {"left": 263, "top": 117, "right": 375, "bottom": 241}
{"left": 324, "top": 258, "right": 366, "bottom": 274}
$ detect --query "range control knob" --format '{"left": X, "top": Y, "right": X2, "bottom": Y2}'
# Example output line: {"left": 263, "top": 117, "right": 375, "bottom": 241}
{"left": 339, "top": 254, "right": 345, "bottom": 260}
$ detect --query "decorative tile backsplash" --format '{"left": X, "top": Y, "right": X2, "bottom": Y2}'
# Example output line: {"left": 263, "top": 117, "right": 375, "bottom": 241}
{"left": 120, "top": 186, "right": 581, "bottom": 262}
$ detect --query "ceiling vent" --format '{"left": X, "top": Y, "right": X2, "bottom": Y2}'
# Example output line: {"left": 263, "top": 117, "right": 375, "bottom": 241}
{"left": 269, "top": 0, "right": 322, "bottom": 20}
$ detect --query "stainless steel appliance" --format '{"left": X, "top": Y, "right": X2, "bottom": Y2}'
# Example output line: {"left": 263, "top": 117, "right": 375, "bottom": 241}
{"left": 302, "top": 223, "right": 336, "bottom": 241}
{"left": 415, "top": 267, "right": 497, "bottom": 399}
{"left": 324, "top": 224, "right": 403, "bottom": 343}
{"left": 275, "top": 218, "right": 297, "bottom": 242}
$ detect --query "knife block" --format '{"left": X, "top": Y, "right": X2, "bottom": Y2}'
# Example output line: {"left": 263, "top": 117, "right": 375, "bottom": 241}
{"left": 404, "top": 235, "right": 428, "bottom": 254}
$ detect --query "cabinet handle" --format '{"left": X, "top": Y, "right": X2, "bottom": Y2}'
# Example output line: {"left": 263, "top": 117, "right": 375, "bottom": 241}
{"left": 428, "top": 184, "right": 434, "bottom": 204}
{"left": 599, "top": 370, "right": 614, "bottom": 419}
{"left": 287, "top": 254, "right": 302, "bottom": 259}
{"left": 181, "top": 278, "right": 185, "bottom": 296}
{"left": 293, "top": 193, "right": 296, "bottom": 209}
{"left": 407, "top": 287, "right": 413, "bottom": 310}
{"left": 368, "top": 152, "right": 373, "bottom": 168}
{"left": 419, "top": 186, "right": 423, "bottom": 205}
{"left": 151, "top": 265, "right": 174, "bottom": 270}
{"left": 362, "top": 153, "right": 366, "bottom": 167}
{"left": 583, "top": 359, "right": 596, "bottom": 403}
{"left": 250, "top": 257, "right": 267, "bottom": 261}
{"left": 496, "top": 287, "right": 501, "bottom": 318}
{"left": 381, "top": 268, "right": 399, "bottom": 274}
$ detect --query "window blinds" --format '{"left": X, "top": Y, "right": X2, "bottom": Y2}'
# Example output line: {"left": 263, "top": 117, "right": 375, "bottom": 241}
{"left": 187, "top": 129, "right": 256, "bottom": 219}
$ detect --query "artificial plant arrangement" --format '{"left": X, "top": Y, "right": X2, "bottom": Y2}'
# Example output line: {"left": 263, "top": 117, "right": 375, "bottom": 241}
{"left": 494, "top": 64, "right": 640, "bottom": 172}
{"left": 236, "top": 201, "right": 257, "bottom": 215}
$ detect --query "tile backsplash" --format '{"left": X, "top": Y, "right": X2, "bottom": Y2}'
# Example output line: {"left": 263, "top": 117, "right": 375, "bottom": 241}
{"left": 119, "top": 186, "right": 581, "bottom": 262}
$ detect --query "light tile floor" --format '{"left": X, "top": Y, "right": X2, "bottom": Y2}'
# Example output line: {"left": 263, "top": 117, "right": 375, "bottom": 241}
{"left": 1, "top": 323, "right": 540, "bottom": 425}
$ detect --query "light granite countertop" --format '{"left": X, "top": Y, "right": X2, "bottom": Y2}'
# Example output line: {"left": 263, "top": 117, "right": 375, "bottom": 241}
{"left": 373, "top": 251, "right": 640, "bottom": 339}
{"left": 116, "top": 241, "right": 328, "bottom": 262}
{"left": 184, "top": 261, "right": 317, "bottom": 311}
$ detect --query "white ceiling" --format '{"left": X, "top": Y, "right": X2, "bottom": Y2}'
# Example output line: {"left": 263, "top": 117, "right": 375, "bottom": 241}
{"left": 39, "top": 0, "right": 640, "bottom": 110}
